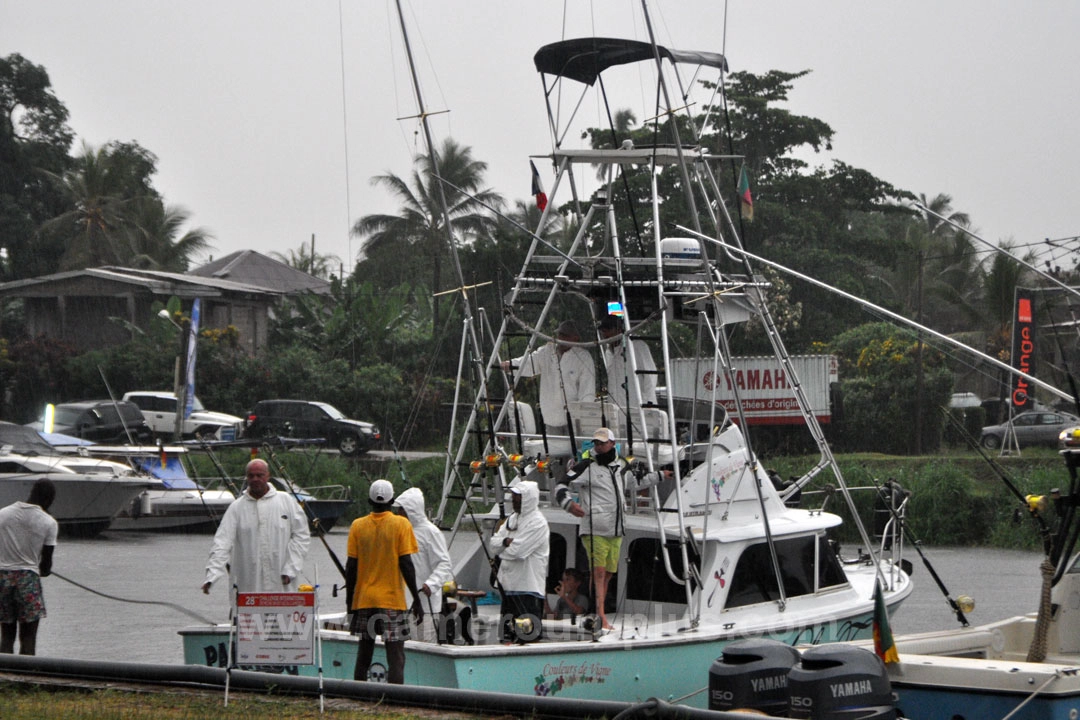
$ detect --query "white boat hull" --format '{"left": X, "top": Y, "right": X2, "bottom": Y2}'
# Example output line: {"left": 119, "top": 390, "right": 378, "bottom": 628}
{"left": 0, "top": 475, "right": 153, "bottom": 537}
{"left": 110, "top": 488, "right": 234, "bottom": 533}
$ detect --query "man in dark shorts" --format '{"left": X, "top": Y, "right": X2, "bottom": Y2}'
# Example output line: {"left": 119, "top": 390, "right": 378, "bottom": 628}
{"left": 0, "top": 479, "right": 58, "bottom": 655}
{"left": 345, "top": 479, "right": 424, "bottom": 684}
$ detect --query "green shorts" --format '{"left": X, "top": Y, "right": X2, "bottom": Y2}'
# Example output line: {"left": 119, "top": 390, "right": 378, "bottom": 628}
{"left": 581, "top": 535, "right": 622, "bottom": 573}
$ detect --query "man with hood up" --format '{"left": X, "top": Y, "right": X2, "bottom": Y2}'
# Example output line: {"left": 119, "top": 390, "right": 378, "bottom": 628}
{"left": 393, "top": 487, "right": 453, "bottom": 643}
{"left": 489, "top": 480, "right": 549, "bottom": 643}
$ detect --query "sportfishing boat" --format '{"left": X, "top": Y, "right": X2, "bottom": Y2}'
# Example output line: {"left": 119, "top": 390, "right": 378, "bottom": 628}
{"left": 87, "top": 445, "right": 235, "bottom": 533}
{"left": 0, "top": 422, "right": 156, "bottom": 536}
{"left": 824, "top": 439, "right": 1080, "bottom": 720}
{"left": 181, "top": 22, "right": 912, "bottom": 708}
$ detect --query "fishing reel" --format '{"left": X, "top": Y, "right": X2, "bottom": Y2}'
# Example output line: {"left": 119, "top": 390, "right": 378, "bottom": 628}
{"left": 581, "top": 613, "right": 604, "bottom": 639}
{"left": 511, "top": 615, "right": 541, "bottom": 643}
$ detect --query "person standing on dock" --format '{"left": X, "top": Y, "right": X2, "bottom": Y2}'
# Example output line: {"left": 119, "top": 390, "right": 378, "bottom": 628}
{"left": 0, "top": 478, "right": 58, "bottom": 656}
{"left": 490, "top": 480, "right": 549, "bottom": 643}
{"left": 345, "top": 479, "right": 424, "bottom": 684}
{"left": 393, "top": 487, "right": 454, "bottom": 643}
{"left": 201, "top": 458, "right": 310, "bottom": 595}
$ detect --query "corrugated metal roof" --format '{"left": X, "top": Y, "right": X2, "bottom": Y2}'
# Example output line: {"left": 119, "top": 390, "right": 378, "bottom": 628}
{"left": 190, "top": 250, "right": 330, "bottom": 294}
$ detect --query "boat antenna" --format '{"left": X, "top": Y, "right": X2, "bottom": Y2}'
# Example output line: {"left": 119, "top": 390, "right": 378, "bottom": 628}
{"left": 392, "top": 0, "right": 510, "bottom": 515}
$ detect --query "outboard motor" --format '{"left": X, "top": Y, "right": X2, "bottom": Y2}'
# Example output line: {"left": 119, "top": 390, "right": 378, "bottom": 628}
{"left": 708, "top": 638, "right": 800, "bottom": 715}
{"left": 787, "top": 645, "right": 896, "bottom": 719}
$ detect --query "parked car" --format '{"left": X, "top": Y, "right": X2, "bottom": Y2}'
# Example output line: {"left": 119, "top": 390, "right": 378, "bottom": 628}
{"left": 242, "top": 400, "right": 380, "bottom": 456}
{"left": 980, "top": 410, "right": 1080, "bottom": 449}
{"left": 123, "top": 391, "right": 243, "bottom": 440}
{"left": 26, "top": 400, "right": 154, "bottom": 444}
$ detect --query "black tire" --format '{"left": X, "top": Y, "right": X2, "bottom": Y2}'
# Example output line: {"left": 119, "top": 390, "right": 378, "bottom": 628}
{"left": 981, "top": 434, "right": 1001, "bottom": 450}
{"left": 338, "top": 434, "right": 361, "bottom": 456}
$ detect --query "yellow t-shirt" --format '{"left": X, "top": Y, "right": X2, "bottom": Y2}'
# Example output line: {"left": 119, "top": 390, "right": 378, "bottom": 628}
{"left": 346, "top": 511, "right": 418, "bottom": 610}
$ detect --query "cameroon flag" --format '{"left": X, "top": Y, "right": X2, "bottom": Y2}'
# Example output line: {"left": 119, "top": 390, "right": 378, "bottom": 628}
{"left": 873, "top": 578, "right": 899, "bottom": 664}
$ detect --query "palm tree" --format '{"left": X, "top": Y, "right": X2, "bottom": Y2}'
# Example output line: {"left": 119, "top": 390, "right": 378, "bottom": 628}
{"left": 124, "top": 199, "right": 213, "bottom": 271}
{"left": 352, "top": 138, "right": 502, "bottom": 333}
{"left": 270, "top": 243, "right": 341, "bottom": 279}
{"left": 42, "top": 143, "right": 135, "bottom": 269}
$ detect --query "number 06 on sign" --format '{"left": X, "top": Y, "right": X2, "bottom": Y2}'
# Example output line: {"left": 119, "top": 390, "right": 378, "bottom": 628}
{"left": 235, "top": 592, "right": 316, "bottom": 665}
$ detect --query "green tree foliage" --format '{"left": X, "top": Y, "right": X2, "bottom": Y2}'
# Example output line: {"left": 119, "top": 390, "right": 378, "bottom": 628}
{"left": 353, "top": 138, "right": 503, "bottom": 334}
{"left": 829, "top": 322, "right": 953, "bottom": 454}
{"left": 41, "top": 141, "right": 211, "bottom": 271}
{"left": 270, "top": 242, "right": 342, "bottom": 280}
{"left": 0, "top": 53, "right": 73, "bottom": 281}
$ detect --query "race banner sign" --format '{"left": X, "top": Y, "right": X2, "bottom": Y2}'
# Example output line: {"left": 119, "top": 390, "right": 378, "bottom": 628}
{"left": 1010, "top": 289, "right": 1036, "bottom": 412}
{"left": 235, "top": 592, "right": 316, "bottom": 666}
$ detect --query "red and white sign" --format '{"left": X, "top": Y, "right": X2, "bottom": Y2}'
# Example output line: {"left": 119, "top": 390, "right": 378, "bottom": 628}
{"left": 235, "top": 592, "right": 316, "bottom": 666}
{"left": 670, "top": 355, "right": 838, "bottom": 425}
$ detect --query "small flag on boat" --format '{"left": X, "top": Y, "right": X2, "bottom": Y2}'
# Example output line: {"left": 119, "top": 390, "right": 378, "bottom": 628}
{"left": 530, "top": 160, "right": 548, "bottom": 211}
{"left": 873, "top": 578, "right": 899, "bottom": 664}
{"left": 737, "top": 164, "right": 753, "bottom": 221}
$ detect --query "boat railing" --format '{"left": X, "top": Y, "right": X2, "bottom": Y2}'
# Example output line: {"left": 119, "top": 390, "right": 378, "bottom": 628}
{"left": 798, "top": 482, "right": 909, "bottom": 580}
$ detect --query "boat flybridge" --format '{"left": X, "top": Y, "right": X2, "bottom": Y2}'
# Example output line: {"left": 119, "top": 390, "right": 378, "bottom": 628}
{"left": 183, "top": 34, "right": 912, "bottom": 707}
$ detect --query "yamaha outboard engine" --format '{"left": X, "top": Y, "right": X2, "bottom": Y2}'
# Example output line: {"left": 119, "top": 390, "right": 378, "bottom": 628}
{"left": 787, "top": 644, "right": 896, "bottom": 719}
{"left": 708, "top": 638, "right": 800, "bottom": 715}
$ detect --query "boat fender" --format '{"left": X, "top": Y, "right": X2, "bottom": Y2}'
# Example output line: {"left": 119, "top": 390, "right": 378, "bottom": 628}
{"left": 708, "top": 638, "right": 799, "bottom": 715}
{"left": 786, "top": 644, "right": 896, "bottom": 720}
{"left": 140, "top": 492, "right": 153, "bottom": 516}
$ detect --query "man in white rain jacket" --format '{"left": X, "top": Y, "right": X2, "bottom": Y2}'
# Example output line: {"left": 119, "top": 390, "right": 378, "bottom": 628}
{"left": 503, "top": 320, "right": 595, "bottom": 435}
{"left": 489, "top": 480, "right": 549, "bottom": 643}
{"left": 393, "top": 487, "right": 454, "bottom": 642}
{"left": 202, "top": 458, "right": 310, "bottom": 595}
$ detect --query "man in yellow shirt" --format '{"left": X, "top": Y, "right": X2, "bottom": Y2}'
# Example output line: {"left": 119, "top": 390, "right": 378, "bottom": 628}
{"left": 345, "top": 479, "right": 423, "bottom": 684}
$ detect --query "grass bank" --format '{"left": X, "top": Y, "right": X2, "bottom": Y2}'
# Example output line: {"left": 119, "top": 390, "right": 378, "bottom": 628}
{"left": 190, "top": 445, "right": 1069, "bottom": 549}
{"left": 0, "top": 683, "right": 482, "bottom": 720}
{"left": 763, "top": 448, "right": 1065, "bottom": 550}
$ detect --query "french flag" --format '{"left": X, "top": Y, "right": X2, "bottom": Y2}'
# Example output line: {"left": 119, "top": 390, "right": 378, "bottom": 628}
{"left": 530, "top": 160, "right": 548, "bottom": 211}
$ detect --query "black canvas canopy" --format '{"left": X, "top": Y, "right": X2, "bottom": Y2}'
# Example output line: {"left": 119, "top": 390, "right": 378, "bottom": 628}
{"left": 0, "top": 421, "right": 61, "bottom": 455}
{"left": 533, "top": 37, "right": 728, "bottom": 86}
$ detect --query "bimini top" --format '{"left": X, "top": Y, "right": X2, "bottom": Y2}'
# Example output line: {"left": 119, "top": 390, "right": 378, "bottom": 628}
{"left": 534, "top": 37, "right": 728, "bottom": 86}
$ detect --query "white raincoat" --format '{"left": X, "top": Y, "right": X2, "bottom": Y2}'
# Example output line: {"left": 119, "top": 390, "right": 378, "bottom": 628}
{"left": 512, "top": 344, "right": 595, "bottom": 428}
{"left": 489, "top": 481, "right": 549, "bottom": 597}
{"left": 394, "top": 487, "right": 454, "bottom": 611}
{"left": 204, "top": 485, "right": 311, "bottom": 593}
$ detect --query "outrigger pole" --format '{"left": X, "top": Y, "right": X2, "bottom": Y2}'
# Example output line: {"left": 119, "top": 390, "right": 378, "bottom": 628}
{"left": 673, "top": 223, "right": 1074, "bottom": 406}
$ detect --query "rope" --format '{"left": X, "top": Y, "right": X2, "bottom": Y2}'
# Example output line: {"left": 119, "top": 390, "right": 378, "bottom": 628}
{"left": 1000, "top": 666, "right": 1080, "bottom": 720}
{"left": 1026, "top": 558, "right": 1055, "bottom": 662}
{"left": 51, "top": 571, "right": 217, "bottom": 625}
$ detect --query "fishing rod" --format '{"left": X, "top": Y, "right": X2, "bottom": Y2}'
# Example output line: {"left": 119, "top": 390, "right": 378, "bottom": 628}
{"left": 257, "top": 439, "right": 348, "bottom": 580}
{"left": 862, "top": 473, "right": 972, "bottom": 628}
{"left": 97, "top": 365, "right": 136, "bottom": 445}
{"left": 938, "top": 406, "right": 1052, "bottom": 552}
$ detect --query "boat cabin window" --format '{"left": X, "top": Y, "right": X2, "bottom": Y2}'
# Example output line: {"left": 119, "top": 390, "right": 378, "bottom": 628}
{"left": 725, "top": 535, "right": 846, "bottom": 609}
{"left": 625, "top": 537, "right": 700, "bottom": 604}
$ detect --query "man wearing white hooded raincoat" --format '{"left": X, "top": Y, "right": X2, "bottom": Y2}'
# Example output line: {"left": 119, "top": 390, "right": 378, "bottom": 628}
{"left": 202, "top": 459, "right": 311, "bottom": 594}
{"left": 489, "top": 480, "right": 549, "bottom": 643}
{"left": 393, "top": 487, "right": 453, "bottom": 642}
